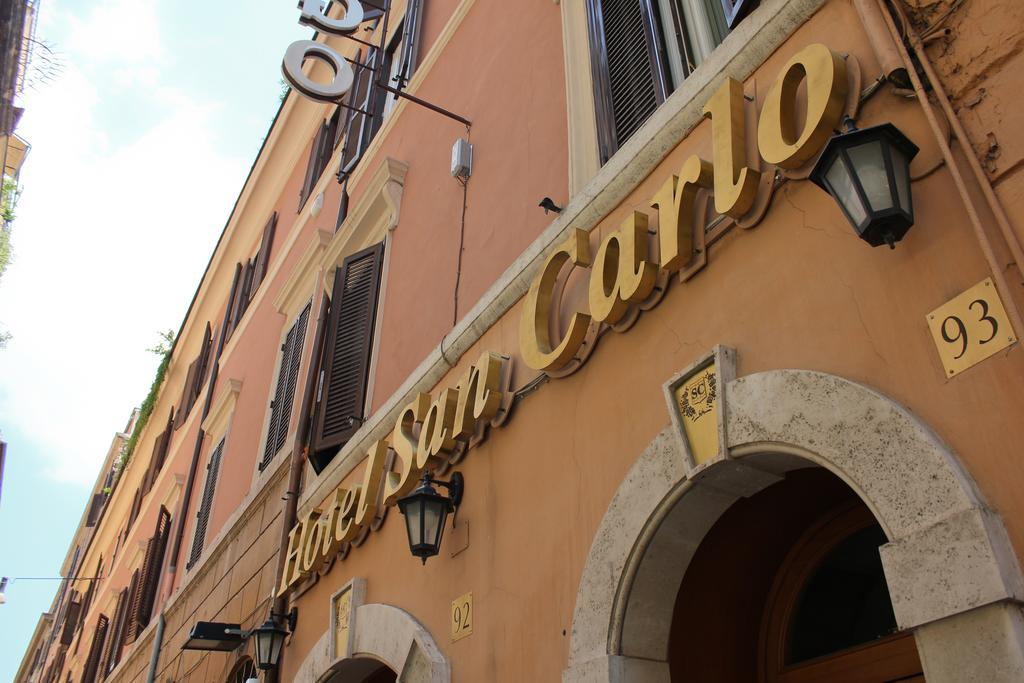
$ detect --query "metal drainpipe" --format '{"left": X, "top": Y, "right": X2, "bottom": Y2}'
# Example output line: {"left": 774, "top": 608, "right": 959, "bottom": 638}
{"left": 161, "top": 262, "right": 241, "bottom": 599}
{"left": 871, "top": 0, "right": 1024, "bottom": 334}
{"left": 267, "top": 283, "right": 331, "bottom": 683}
{"left": 144, "top": 613, "right": 164, "bottom": 683}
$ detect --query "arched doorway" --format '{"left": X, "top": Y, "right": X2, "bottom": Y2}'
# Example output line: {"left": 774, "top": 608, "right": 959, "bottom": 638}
{"left": 323, "top": 660, "right": 397, "bottom": 683}
{"left": 564, "top": 369, "right": 1024, "bottom": 683}
{"left": 669, "top": 467, "right": 923, "bottom": 682}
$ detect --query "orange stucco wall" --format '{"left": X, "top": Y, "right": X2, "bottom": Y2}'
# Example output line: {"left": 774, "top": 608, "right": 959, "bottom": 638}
{"left": 278, "top": 2, "right": 1024, "bottom": 682}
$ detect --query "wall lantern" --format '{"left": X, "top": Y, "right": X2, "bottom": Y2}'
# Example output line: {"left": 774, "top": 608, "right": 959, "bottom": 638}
{"left": 252, "top": 618, "right": 289, "bottom": 670}
{"left": 810, "top": 121, "right": 919, "bottom": 249}
{"left": 397, "top": 471, "right": 464, "bottom": 564}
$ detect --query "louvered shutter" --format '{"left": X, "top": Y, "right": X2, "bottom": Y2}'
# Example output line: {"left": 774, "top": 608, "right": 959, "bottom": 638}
{"left": 587, "top": 0, "right": 667, "bottom": 163}
{"left": 261, "top": 303, "right": 311, "bottom": 470}
{"left": 224, "top": 263, "right": 244, "bottom": 340}
{"left": 252, "top": 213, "right": 278, "bottom": 288}
{"left": 398, "top": 0, "right": 424, "bottom": 86}
{"left": 122, "top": 569, "right": 141, "bottom": 644}
{"left": 299, "top": 121, "right": 330, "bottom": 209}
{"left": 309, "top": 243, "right": 384, "bottom": 472}
{"left": 127, "top": 488, "right": 141, "bottom": 531}
{"left": 194, "top": 323, "right": 213, "bottom": 401}
{"left": 339, "top": 48, "right": 376, "bottom": 177}
{"left": 60, "top": 597, "right": 81, "bottom": 645}
{"left": 173, "top": 358, "right": 200, "bottom": 430}
{"left": 230, "top": 260, "right": 255, "bottom": 332}
{"left": 149, "top": 411, "right": 173, "bottom": 479}
{"left": 188, "top": 439, "right": 224, "bottom": 568}
{"left": 137, "top": 507, "right": 170, "bottom": 629}
{"left": 103, "top": 588, "right": 128, "bottom": 675}
{"left": 81, "top": 614, "right": 108, "bottom": 683}
{"left": 85, "top": 493, "right": 105, "bottom": 527}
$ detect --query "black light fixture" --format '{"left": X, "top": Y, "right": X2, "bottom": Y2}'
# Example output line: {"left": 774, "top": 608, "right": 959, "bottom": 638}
{"left": 397, "top": 471, "right": 464, "bottom": 564}
{"left": 182, "top": 621, "right": 246, "bottom": 651}
{"left": 252, "top": 618, "right": 289, "bottom": 670}
{"left": 810, "top": 119, "right": 919, "bottom": 249}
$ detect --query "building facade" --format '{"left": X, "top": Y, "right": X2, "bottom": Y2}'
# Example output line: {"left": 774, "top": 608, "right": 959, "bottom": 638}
{"left": 17, "top": 0, "right": 1024, "bottom": 681}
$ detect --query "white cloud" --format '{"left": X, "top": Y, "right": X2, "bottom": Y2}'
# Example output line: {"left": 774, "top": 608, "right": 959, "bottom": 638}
{"left": 0, "top": 2, "right": 250, "bottom": 485}
{"left": 66, "top": 0, "right": 165, "bottom": 64}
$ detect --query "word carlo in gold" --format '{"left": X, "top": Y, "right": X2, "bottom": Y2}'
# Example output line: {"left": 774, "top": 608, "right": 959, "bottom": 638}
{"left": 520, "top": 43, "right": 849, "bottom": 372}
{"left": 279, "top": 352, "right": 507, "bottom": 592}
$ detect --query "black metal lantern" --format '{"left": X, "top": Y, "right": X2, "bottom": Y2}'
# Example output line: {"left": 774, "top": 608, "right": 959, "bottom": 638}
{"left": 810, "top": 121, "right": 919, "bottom": 249}
{"left": 252, "top": 618, "right": 288, "bottom": 671}
{"left": 397, "top": 471, "right": 464, "bottom": 564}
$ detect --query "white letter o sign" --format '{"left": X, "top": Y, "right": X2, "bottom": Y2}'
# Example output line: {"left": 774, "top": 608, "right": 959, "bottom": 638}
{"left": 282, "top": 40, "right": 354, "bottom": 103}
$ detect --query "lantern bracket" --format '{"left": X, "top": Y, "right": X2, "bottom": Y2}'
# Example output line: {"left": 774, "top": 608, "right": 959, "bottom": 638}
{"left": 423, "top": 471, "right": 464, "bottom": 510}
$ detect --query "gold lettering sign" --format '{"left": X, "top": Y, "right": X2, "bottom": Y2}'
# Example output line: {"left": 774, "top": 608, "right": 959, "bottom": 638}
{"left": 673, "top": 363, "right": 719, "bottom": 466}
{"left": 927, "top": 278, "right": 1017, "bottom": 378}
{"left": 520, "top": 43, "right": 847, "bottom": 374}
{"left": 280, "top": 352, "right": 509, "bottom": 592}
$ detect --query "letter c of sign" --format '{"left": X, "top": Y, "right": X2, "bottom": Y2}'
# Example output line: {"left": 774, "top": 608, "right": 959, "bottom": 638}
{"left": 519, "top": 229, "right": 593, "bottom": 372}
{"left": 299, "top": 0, "right": 365, "bottom": 35}
{"left": 282, "top": 40, "right": 355, "bottom": 103}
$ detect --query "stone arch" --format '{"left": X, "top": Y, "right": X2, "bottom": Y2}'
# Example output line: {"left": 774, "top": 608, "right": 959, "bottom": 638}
{"left": 564, "top": 369, "right": 1024, "bottom": 682}
{"left": 294, "top": 603, "right": 450, "bottom": 683}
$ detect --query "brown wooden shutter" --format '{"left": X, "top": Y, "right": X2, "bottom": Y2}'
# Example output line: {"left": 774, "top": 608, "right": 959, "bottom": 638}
{"left": 252, "top": 212, "right": 278, "bottom": 288}
{"left": 309, "top": 243, "right": 384, "bottom": 473}
{"left": 188, "top": 439, "right": 224, "bottom": 568}
{"left": 127, "top": 488, "right": 141, "bottom": 531}
{"left": 137, "top": 506, "right": 170, "bottom": 629}
{"left": 586, "top": 0, "right": 667, "bottom": 163}
{"left": 81, "top": 614, "right": 109, "bottom": 683}
{"left": 103, "top": 588, "right": 128, "bottom": 675}
{"left": 299, "top": 121, "right": 330, "bottom": 210}
{"left": 339, "top": 48, "right": 375, "bottom": 178}
{"left": 59, "top": 597, "right": 81, "bottom": 645}
{"left": 85, "top": 493, "right": 106, "bottom": 527}
{"left": 194, "top": 323, "right": 213, "bottom": 401}
{"left": 149, "top": 410, "right": 173, "bottom": 481}
{"left": 224, "top": 263, "right": 244, "bottom": 340}
{"left": 261, "top": 303, "right": 312, "bottom": 470}
{"left": 398, "top": 0, "right": 424, "bottom": 86}
{"left": 122, "top": 569, "right": 141, "bottom": 644}
{"left": 173, "top": 358, "right": 200, "bottom": 430}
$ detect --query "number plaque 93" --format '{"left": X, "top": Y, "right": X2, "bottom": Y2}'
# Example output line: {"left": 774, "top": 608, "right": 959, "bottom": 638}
{"left": 927, "top": 278, "right": 1017, "bottom": 378}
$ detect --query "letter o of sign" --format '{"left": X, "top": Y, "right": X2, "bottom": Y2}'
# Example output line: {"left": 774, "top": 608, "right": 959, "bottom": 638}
{"left": 757, "top": 43, "right": 848, "bottom": 169}
{"left": 282, "top": 40, "right": 355, "bottom": 103}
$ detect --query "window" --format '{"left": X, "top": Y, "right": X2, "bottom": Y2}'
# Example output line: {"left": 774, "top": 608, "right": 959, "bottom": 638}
{"left": 173, "top": 323, "right": 213, "bottom": 429}
{"left": 131, "top": 507, "right": 171, "bottom": 635}
{"left": 309, "top": 242, "right": 385, "bottom": 474}
{"left": 187, "top": 438, "right": 224, "bottom": 569}
{"left": 80, "top": 614, "right": 108, "bottom": 683}
{"left": 261, "top": 302, "right": 312, "bottom": 471}
{"left": 586, "top": 0, "right": 744, "bottom": 163}
{"left": 225, "top": 212, "right": 278, "bottom": 339}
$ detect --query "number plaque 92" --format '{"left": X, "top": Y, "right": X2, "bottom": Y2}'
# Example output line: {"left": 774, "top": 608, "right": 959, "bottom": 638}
{"left": 927, "top": 278, "right": 1017, "bottom": 378}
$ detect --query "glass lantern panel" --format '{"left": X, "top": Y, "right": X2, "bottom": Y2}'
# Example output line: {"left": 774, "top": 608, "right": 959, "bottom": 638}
{"left": 269, "top": 631, "right": 286, "bottom": 667}
{"left": 825, "top": 155, "right": 867, "bottom": 226}
{"left": 847, "top": 141, "right": 893, "bottom": 212}
{"left": 424, "top": 501, "right": 444, "bottom": 546}
{"left": 405, "top": 502, "right": 423, "bottom": 546}
{"left": 891, "top": 146, "right": 911, "bottom": 214}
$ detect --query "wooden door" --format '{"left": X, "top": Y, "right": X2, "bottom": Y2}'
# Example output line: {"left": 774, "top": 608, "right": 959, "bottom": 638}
{"left": 760, "top": 504, "right": 924, "bottom": 683}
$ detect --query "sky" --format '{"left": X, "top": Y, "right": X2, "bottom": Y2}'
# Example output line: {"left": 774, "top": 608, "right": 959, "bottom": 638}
{"left": 0, "top": 0, "right": 311, "bottom": 676}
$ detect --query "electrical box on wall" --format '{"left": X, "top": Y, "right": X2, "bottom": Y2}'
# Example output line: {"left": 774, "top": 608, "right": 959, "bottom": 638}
{"left": 451, "top": 138, "right": 473, "bottom": 180}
